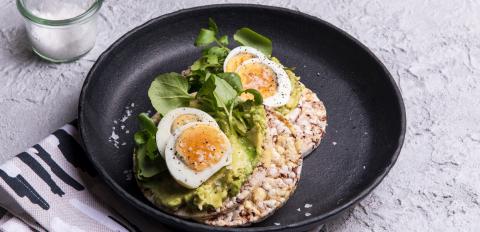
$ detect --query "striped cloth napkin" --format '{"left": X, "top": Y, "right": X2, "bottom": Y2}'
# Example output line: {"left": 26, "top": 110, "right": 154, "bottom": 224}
{"left": 0, "top": 121, "right": 169, "bottom": 232}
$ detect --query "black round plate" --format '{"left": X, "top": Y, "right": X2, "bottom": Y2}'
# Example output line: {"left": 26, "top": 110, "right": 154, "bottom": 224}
{"left": 79, "top": 4, "right": 405, "bottom": 232}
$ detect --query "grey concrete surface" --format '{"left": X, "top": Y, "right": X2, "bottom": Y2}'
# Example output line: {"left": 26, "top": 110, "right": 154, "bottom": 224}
{"left": 1, "top": 0, "right": 479, "bottom": 231}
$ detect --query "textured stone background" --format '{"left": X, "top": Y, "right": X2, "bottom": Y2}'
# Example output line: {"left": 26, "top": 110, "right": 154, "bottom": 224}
{"left": 1, "top": 0, "right": 479, "bottom": 231}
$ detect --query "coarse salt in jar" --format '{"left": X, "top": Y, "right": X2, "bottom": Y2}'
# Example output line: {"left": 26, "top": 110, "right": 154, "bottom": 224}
{"left": 16, "top": 0, "right": 103, "bottom": 62}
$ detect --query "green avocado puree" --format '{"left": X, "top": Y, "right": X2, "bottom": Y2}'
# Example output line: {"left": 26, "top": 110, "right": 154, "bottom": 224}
{"left": 135, "top": 107, "right": 266, "bottom": 211}
{"left": 271, "top": 57, "right": 304, "bottom": 115}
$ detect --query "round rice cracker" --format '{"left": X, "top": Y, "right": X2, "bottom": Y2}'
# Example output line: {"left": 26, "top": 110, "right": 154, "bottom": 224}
{"left": 133, "top": 113, "right": 273, "bottom": 220}
{"left": 287, "top": 87, "right": 327, "bottom": 157}
{"left": 202, "top": 109, "right": 303, "bottom": 226}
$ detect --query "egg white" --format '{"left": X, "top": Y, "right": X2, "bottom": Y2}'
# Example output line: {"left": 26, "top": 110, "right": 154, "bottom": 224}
{"left": 156, "top": 107, "right": 218, "bottom": 159}
{"left": 164, "top": 122, "right": 232, "bottom": 189}
{"left": 236, "top": 58, "right": 292, "bottom": 107}
{"left": 223, "top": 46, "right": 267, "bottom": 73}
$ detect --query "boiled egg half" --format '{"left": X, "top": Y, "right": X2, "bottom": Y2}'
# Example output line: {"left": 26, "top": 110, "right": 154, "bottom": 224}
{"left": 223, "top": 46, "right": 267, "bottom": 72}
{"left": 164, "top": 122, "right": 232, "bottom": 189}
{"left": 223, "top": 46, "right": 292, "bottom": 107}
{"left": 156, "top": 107, "right": 218, "bottom": 158}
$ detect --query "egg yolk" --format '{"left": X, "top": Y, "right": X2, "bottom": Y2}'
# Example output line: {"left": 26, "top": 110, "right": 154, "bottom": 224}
{"left": 175, "top": 124, "right": 229, "bottom": 172}
{"left": 236, "top": 62, "right": 277, "bottom": 99}
{"left": 171, "top": 114, "right": 201, "bottom": 132}
{"left": 225, "top": 53, "right": 256, "bottom": 72}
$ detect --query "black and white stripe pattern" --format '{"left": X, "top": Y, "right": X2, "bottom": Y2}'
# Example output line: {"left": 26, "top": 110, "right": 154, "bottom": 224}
{"left": 0, "top": 122, "right": 136, "bottom": 232}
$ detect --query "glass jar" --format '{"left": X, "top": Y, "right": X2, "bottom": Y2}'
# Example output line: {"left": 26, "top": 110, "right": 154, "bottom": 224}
{"left": 16, "top": 0, "right": 103, "bottom": 63}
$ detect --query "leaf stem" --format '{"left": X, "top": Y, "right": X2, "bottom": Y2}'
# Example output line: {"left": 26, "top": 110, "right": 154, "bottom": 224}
{"left": 227, "top": 101, "right": 236, "bottom": 132}
{"left": 214, "top": 38, "right": 230, "bottom": 52}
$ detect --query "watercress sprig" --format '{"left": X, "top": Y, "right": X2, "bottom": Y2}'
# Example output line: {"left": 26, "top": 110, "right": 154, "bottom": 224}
{"left": 195, "top": 18, "right": 230, "bottom": 50}
{"left": 146, "top": 18, "right": 270, "bottom": 137}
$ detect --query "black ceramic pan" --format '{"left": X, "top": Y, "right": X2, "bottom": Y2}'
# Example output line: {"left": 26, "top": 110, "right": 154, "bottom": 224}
{"left": 79, "top": 4, "right": 405, "bottom": 232}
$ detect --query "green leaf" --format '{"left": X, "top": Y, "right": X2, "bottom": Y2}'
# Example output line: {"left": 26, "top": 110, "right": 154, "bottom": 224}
{"left": 242, "top": 89, "right": 263, "bottom": 105}
{"left": 196, "top": 76, "right": 217, "bottom": 111}
{"left": 217, "top": 72, "right": 243, "bottom": 93}
{"left": 187, "top": 70, "right": 207, "bottom": 93}
{"left": 205, "top": 46, "right": 228, "bottom": 58}
{"left": 191, "top": 53, "right": 222, "bottom": 72}
{"left": 136, "top": 146, "right": 167, "bottom": 180}
{"left": 213, "top": 77, "right": 238, "bottom": 108}
{"left": 134, "top": 132, "right": 146, "bottom": 145}
{"left": 138, "top": 113, "right": 157, "bottom": 134}
{"left": 191, "top": 60, "right": 202, "bottom": 71}
{"left": 219, "top": 35, "right": 229, "bottom": 45}
{"left": 197, "top": 76, "right": 237, "bottom": 110}
{"left": 233, "top": 27, "right": 272, "bottom": 56}
{"left": 206, "top": 54, "right": 219, "bottom": 65}
{"left": 134, "top": 113, "right": 159, "bottom": 160}
{"left": 148, "top": 73, "right": 192, "bottom": 115}
{"left": 208, "top": 18, "right": 219, "bottom": 34}
{"left": 194, "top": 28, "right": 216, "bottom": 47}
{"left": 145, "top": 137, "right": 158, "bottom": 160}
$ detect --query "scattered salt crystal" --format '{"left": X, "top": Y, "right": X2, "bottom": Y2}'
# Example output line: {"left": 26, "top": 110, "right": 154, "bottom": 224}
{"left": 274, "top": 222, "right": 280, "bottom": 226}
{"left": 332, "top": 141, "right": 337, "bottom": 146}
{"left": 305, "top": 203, "right": 312, "bottom": 208}
{"left": 120, "top": 115, "right": 128, "bottom": 122}
{"left": 108, "top": 132, "right": 120, "bottom": 148}
{"left": 110, "top": 104, "right": 136, "bottom": 148}
{"left": 297, "top": 208, "right": 301, "bottom": 212}
{"left": 364, "top": 132, "right": 368, "bottom": 135}
{"left": 363, "top": 165, "right": 366, "bottom": 170}
{"left": 110, "top": 131, "right": 119, "bottom": 140}
{"left": 305, "top": 213, "right": 311, "bottom": 217}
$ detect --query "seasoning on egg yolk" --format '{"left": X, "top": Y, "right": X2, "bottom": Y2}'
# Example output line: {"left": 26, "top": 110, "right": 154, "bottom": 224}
{"left": 171, "top": 114, "right": 201, "bottom": 132}
{"left": 175, "top": 124, "right": 229, "bottom": 172}
{"left": 225, "top": 53, "right": 256, "bottom": 72}
{"left": 236, "top": 62, "right": 277, "bottom": 99}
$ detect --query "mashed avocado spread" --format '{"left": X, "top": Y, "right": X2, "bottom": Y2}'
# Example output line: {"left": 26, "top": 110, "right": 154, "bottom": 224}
{"left": 135, "top": 106, "right": 266, "bottom": 211}
{"left": 271, "top": 57, "right": 304, "bottom": 115}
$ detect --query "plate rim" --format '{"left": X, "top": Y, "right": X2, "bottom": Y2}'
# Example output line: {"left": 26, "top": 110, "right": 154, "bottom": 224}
{"left": 78, "top": 3, "right": 406, "bottom": 231}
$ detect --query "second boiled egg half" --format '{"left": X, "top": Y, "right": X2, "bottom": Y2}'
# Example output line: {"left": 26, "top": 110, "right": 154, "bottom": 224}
{"left": 223, "top": 46, "right": 292, "bottom": 107}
